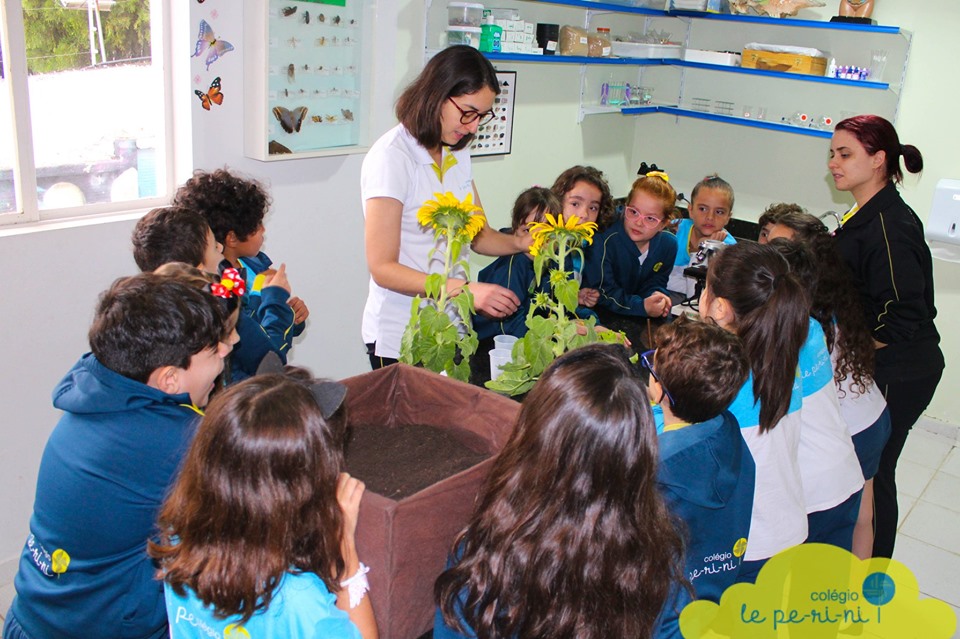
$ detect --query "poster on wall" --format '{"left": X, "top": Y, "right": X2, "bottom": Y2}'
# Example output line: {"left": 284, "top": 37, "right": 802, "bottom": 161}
{"left": 253, "top": 0, "right": 365, "bottom": 157}
{"left": 470, "top": 71, "right": 516, "bottom": 158}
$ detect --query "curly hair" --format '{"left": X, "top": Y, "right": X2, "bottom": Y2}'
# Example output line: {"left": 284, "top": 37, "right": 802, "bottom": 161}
{"left": 757, "top": 203, "right": 804, "bottom": 243}
{"left": 435, "top": 343, "right": 686, "bottom": 639}
{"left": 768, "top": 228, "right": 876, "bottom": 395}
{"left": 706, "top": 243, "right": 810, "bottom": 433}
{"left": 149, "top": 371, "right": 347, "bottom": 625}
{"left": 174, "top": 168, "right": 271, "bottom": 244}
{"left": 550, "top": 165, "right": 616, "bottom": 230}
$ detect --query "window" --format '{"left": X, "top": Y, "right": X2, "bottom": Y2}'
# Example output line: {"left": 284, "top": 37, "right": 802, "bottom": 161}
{"left": 0, "top": 0, "right": 175, "bottom": 226}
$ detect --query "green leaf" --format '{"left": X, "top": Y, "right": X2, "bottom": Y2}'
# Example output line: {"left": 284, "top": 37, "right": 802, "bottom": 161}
{"left": 424, "top": 273, "right": 444, "bottom": 300}
{"left": 554, "top": 279, "right": 579, "bottom": 315}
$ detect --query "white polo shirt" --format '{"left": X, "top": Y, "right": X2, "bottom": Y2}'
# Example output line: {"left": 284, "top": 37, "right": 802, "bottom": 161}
{"left": 360, "top": 124, "right": 475, "bottom": 359}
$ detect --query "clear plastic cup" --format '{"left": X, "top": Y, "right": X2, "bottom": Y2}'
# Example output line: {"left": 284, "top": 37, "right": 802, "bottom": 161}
{"left": 493, "top": 334, "right": 519, "bottom": 351}
{"left": 489, "top": 348, "right": 513, "bottom": 381}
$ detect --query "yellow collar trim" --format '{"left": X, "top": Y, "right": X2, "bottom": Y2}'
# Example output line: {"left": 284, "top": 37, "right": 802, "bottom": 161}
{"left": 841, "top": 203, "right": 860, "bottom": 227}
{"left": 179, "top": 403, "right": 206, "bottom": 416}
{"left": 431, "top": 149, "right": 458, "bottom": 182}
{"left": 662, "top": 421, "right": 692, "bottom": 432}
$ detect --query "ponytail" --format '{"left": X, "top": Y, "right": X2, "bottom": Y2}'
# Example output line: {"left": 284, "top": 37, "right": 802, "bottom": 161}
{"left": 901, "top": 143, "right": 923, "bottom": 175}
{"left": 708, "top": 243, "right": 809, "bottom": 433}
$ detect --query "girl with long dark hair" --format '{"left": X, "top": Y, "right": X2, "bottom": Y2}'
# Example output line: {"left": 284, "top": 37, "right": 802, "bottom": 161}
{"left": 149, "top": 371, "right": 377, "bottom": 639}
{"left": 435, "top": 343, "right": 686, "bottom": 639}
{"left": 828, "top": 114, "right": 943, "bottom": 557}
{"left": 699, "top": 242, "right": 810, "bottom": 582}
{"left": 767, "top": 213, "right": 892, "bottom": 559}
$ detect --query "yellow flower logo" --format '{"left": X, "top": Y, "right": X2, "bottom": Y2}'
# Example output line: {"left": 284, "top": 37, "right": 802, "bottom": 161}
{"left": 224, "top": 624, "right": 251, "bottom": 638}
{"left": 51, "top": 548, "right": 70, "bottom": 574}
{"left": 733, "top": 537, "right": 748, "bottom": 558}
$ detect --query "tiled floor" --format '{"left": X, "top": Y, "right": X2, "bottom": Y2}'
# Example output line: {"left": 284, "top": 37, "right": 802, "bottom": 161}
{"left": 1, "top": 420, "right": 958, "bottom": 636}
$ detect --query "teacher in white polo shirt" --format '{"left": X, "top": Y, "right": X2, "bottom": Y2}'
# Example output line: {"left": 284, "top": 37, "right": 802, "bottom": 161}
{"left": 361, "top": 46, "right": 527, "bottom": 369}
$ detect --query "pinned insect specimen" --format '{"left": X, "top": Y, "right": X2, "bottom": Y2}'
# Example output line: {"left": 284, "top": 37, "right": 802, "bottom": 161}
{"left": 311, "top": 115, "right": 323, "bottom": 123}
{"left": 281, "top": 6, "right": 297, "bottom": 17}
{"left": 273, "top": 106, "right": 308, "bottom": 133}
{"left": 316, "top": 36, "right": 326, "bottom": 46}
{"left": 332, "top": 15, "right": 341, "bottom": 25}
{"left": 288, "top": 37, "right": 301, "bottom": 48}
{"left": 287, "top": 63, "right": 295, "bottom": 82}
{"left": 302, "top": 10, "right": 310, "bottom": 24}
{"left": 341, "top": 108, "right": 354, "bottom": 121}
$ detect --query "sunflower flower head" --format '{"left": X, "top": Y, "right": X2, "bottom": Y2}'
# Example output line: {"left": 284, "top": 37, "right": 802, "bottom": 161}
{"left": 528, "top": 212, "right": 598, "bottom": 247}
{"left": 417, "top": 192, "right": 485, "bottom": 241}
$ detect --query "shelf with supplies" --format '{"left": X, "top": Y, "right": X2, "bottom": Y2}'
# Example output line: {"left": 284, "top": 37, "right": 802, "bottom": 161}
{"left": 619, "top": 104, "right": 834, "bottom": 139}
{"left": 425, "top": 0, "right": 911, "bottom": 136}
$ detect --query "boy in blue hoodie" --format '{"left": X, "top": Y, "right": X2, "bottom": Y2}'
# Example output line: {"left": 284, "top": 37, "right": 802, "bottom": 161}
{"left": 132, "top": 205, "right": 278, "bottom": 383}
{"left": 174, "top": 168, "right": 307, "bottom": 373}
{"left": 643, "top": 316, "right": 755, "bottom": 612}
{"left": 4, "top": 272, "right": 234, "bottom": 639}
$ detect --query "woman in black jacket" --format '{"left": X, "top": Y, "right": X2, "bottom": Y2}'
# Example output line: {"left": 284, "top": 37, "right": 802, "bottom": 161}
{"left": 827, "top": 114, "right": 943, "bottom": 558}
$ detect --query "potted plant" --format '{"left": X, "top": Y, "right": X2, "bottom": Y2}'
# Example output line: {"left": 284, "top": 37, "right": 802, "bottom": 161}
{"left": 486, "top": 213, "right": 628, "bottom": 396}
{"left": 399, "top": 192, "right": 485, "bottom": 382}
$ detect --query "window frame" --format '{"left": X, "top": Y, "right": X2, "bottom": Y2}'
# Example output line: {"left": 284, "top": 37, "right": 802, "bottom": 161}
{"left": 0, "top": 0, "right": 179, "bottom": 227}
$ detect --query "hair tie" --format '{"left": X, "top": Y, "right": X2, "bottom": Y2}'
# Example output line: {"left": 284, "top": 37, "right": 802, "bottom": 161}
{"left": 209, "top": 267, "right": 246, "bottom": 299}
{"left": 645, "top": 170, "right": 670, "bottom": 183}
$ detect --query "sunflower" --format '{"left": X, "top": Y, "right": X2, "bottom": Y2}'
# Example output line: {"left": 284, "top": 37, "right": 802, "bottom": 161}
{"left": 417, "top": 191, "right": 485, "bottom": 241}
{"left": 528, "top": 213, "right": 598, "bottom": 246}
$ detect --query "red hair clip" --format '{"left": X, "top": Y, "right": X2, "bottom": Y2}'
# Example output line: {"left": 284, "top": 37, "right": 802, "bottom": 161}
{"left": 210, "top": 267, "right": 246, "bottom": 299}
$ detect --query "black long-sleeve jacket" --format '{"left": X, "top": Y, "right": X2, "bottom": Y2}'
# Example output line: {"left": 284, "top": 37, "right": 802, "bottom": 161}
{"left": 833, "top": 182, "right": 944, "bottom": 382}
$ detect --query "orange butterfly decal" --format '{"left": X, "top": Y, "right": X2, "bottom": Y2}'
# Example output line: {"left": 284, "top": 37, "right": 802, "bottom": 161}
{"left": 194, "top": 77, "right": 224, "bottom": 111}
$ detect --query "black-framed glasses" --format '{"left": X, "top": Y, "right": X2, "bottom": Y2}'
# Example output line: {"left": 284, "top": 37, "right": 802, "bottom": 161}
{"left": 640, "top": 349, "right": 675, "bottom": 406}
{"left": 448, "top": 97, "right": 496, "bottom": 127}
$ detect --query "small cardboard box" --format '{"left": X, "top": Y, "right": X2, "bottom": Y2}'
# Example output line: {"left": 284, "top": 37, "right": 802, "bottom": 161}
{"left": 341, "top": 364, "right": 520, "bottom": 639}
{"left": 742, "top": 48, "right": 826, "bottom": 76}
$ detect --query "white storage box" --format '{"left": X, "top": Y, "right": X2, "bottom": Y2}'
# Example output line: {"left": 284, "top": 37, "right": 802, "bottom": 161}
{"left": 611, "top": 41, "right": 682, "bottom": 59}
{"left": 683, "top": 48, "right": 741, "bottom": 66}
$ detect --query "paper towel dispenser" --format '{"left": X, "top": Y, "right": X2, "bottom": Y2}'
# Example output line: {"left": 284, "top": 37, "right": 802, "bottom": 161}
{"left": 926, "top": 178, "right": 960, "bottom": 263}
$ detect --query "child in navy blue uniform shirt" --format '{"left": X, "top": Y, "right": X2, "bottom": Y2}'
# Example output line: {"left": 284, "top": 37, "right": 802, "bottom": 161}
{"left": 3, "top": 272, "right": 236, "bottom": 639}
{"left": 175, "top": 169, "right": 307, "bottom": 379}
{"left": 473, "top": 187, "right": 558, "bottom": 340}
{"left": 469, "top": 187, "right": 558, "bottom": 384}
{"left": 583, "top": 172, "right": 678, "bottom": 349}
{"left": 644, "top": 316, "right": 754, "bottom": 615}
{"left": 550, "top": 166, "right": 616, "bottom": 317}
{"left": 131, "top": 205, "right": 280, "bottom": 383}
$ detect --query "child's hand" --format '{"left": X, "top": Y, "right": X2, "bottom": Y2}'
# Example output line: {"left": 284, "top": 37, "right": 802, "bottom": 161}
{"left": 644, "top": 291, "right": 672, "bottom": 318}
{"left": 578, "top": 287, "right": 599, "bottom": 308}
{"left": 288, "top": 296, "right": 309, "bottom": 324}
{"left": 263, "top": 263, "right": 291, "bottom": 293}
{"left": 469, "top": 282, "right": 520, "bottom": 319}
{"left": 337, "top": 472, "right": 365, "bottom": 541}
{"left": 705, "top": 229, "right": 729, "bottom": 242}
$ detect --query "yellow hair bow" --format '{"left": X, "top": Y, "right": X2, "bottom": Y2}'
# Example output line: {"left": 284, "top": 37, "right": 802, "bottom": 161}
{"left": 645, "top": 170, "right": 670, "bottom": 182}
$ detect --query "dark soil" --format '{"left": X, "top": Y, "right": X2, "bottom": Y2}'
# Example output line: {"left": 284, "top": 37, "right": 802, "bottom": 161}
{"left": 343, "top": 423, "right": 491, "bottom": 500}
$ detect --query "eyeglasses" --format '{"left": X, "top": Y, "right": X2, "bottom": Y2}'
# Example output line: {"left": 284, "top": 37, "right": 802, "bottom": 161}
{"left": 624, "top": 206, "right": 666, "bottom": 228}
{"left": 448, "top": 97, "right": 496, "bottom": 127}
{"left": 640, "top": 349, "right": 675, "bottom": 406}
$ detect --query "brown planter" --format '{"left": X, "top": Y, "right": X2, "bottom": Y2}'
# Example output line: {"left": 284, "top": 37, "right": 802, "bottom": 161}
{"left": 340, "top": 364, "right": 519, "bottom": 639}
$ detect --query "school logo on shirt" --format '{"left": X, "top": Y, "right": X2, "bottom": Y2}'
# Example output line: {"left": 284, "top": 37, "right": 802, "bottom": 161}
{"left": 51, "top": 548, "right": 70, "bottom": 574}
{"left": 25, "top": 534, "right": 54, "bottom": 577}
{"left": 733, "top": 537, "right": 748, "bottom": 558}
{"left": 224, "top": 623, "right": 251, "bottom": 638}
{"left": 653, "top": 261, "right": 663, "bottom": 272}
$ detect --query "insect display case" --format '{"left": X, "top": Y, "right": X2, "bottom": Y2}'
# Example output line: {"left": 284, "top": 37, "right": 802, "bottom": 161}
{"left": 244, "top": 0, "right": 376, "bottom": 160}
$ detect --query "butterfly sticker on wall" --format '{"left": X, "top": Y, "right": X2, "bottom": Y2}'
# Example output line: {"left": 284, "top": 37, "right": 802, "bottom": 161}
{"left": 273, "top": 106, "right": 308, "bottom": 133}
{"left": 192, "top": 20, "right": 234, "bottom": 71}
{"left": 195, "top": 77, "right": 223, "bottom": 110}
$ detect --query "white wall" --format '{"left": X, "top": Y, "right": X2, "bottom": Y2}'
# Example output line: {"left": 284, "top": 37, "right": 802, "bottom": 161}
{"left": 1, "top": 0, "right": 957, "bottom": 577}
